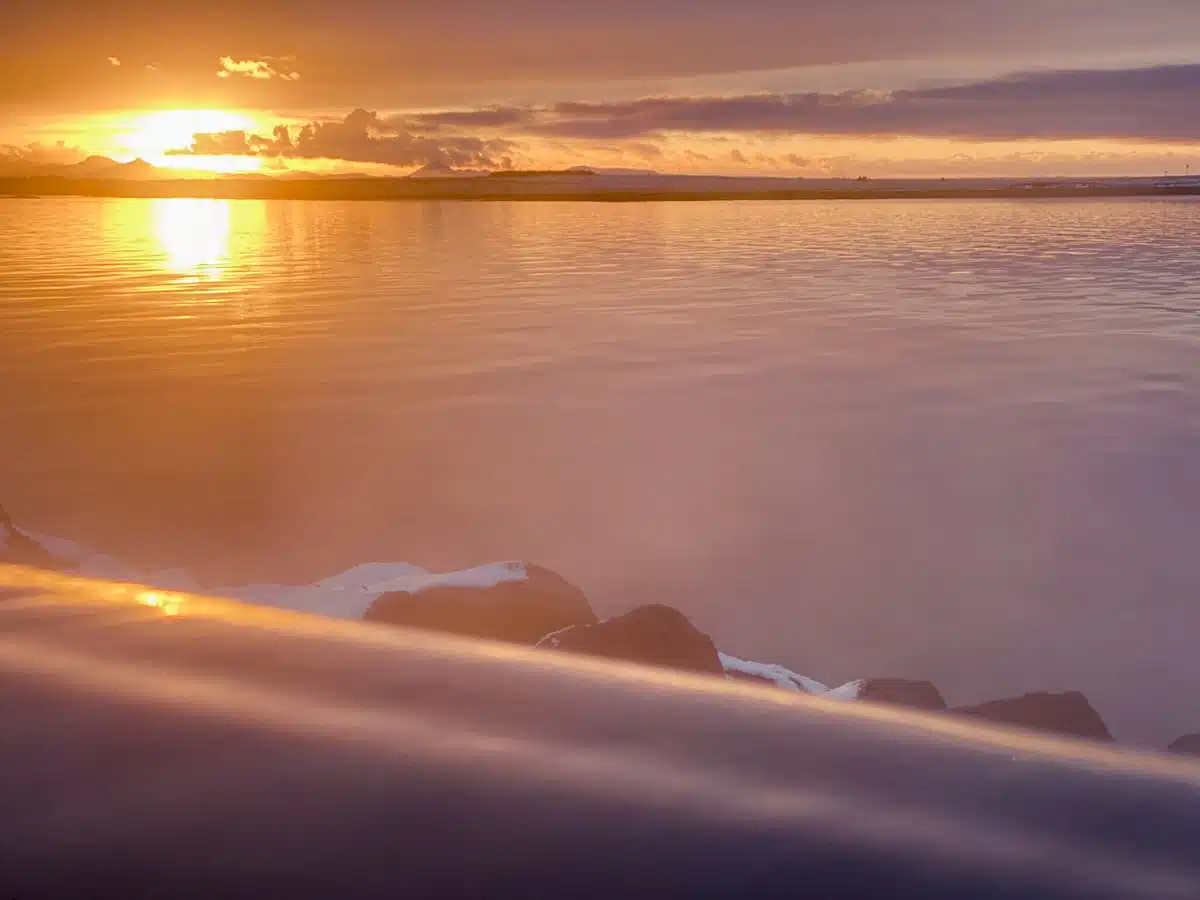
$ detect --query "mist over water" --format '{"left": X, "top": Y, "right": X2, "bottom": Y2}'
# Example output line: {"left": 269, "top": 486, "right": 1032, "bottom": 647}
{"left": 1, "top": 196, "right": 1197, "bottom": 744}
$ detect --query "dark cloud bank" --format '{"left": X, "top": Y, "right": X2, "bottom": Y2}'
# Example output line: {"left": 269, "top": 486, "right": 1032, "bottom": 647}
{"left": 406, "top": 65, "right": 1200, "bottom": 143}
{"left": 171, "top": 65, "right": 1200, "bottom": 169}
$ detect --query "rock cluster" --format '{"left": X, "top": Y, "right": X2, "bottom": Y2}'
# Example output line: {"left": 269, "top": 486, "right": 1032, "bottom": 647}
{"left": 358, "top": 559, "right": 1124, "bottom": 746}
{"left": 4, "top": 506, "right": 1193, "bottom": 753}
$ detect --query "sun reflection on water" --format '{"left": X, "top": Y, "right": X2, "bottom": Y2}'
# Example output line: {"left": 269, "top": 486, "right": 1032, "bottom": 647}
{"left": 152, "top": 198, "right": 233, "bottom": 280}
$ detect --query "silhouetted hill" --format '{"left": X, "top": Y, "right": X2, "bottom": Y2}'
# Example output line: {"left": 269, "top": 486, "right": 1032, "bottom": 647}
{"left": 74, "top": 157, "right": 160, "bottom": 179}
{"left": 409, "top": 162, "right": 488, "bottom": 178}
{"left": 487, "top": 169, "right": 596, "bottom": 178}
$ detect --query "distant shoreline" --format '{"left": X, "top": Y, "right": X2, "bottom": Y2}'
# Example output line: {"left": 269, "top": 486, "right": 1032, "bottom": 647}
{"left": 3, "top": 175, "right": 1200, "bottom": 203}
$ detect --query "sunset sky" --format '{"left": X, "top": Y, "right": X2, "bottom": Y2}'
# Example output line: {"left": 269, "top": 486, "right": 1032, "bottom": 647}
{"left": 4, "top": 0, "right": 1200, "bottom": 177}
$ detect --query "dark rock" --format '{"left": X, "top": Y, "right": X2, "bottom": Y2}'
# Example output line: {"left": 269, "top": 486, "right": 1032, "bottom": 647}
{"left": 1167, "top": 734, "right": 1200, "bottom": 757}
{"left": 364, "top": 563, "right": 597, "bottom": 645}
{"left": 539, "top": 604, "right": 723, "bottom": 676}
{"left": 0, "top": 504, "right": 71, "bottom": 571}
{"left": 951, "top": 691, "right": 1113, "bottom": 742}
{"left": 857, "top": 679, "right": 947, "bottom": 711}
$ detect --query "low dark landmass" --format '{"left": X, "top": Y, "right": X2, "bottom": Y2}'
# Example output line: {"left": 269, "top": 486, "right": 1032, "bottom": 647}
{"left": 486, "top": 168, "right": 598, "bottom": 178}
{"left": 4, "top": 173, "right": 1200, "bottom": 202}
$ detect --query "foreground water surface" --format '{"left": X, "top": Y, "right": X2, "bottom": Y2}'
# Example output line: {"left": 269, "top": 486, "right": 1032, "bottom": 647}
{"left": 1, "top": 196, "right": 1197, "bottom": 743}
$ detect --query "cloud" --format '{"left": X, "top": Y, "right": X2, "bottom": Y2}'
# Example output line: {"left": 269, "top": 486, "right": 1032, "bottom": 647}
{"left": 9, "top": 1, "right": 1200, "bottom": 110}
{"left": 107, "top": 57, "right": 121, "bottom": 67}
{"left": 169, "top": 108, "right": 514, "bottom": 169}
{"left": 217, "top": 56, "right": 300, "bottom": 82}
{"left": 397, "top": 108, "right": 532, "bottom": 130}
{"left": 181, "top": 130, "right": 266, "bottom": 156}
{"left": 402, "top": 64, "right": 1200, "bottom": 144}
{"left": 802, "top": 146, "right": 1200, "bottom": 178}
{"left": 627, "top": 142, "right": 664, "bottom": 160}
{"left": 155, "top": 60, "right": 1200, "bottom": 175}
{"left": 0, "top": 141, "right": 85, "bottom": 172}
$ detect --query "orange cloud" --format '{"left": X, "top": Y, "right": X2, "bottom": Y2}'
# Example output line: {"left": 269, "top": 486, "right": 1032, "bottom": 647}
{"left": 217, "top": 57, "right": 300, "bottom": 82}
{"left": 167, "top": 108, "right": 512, "bottom": 170}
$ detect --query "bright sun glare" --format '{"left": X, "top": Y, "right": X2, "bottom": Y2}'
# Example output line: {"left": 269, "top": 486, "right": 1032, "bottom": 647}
{"left": 152, "top": 198, "right": 232, "bottom": 278}
{"left": 117, "top": 109, "right": 264, "bottom": 174}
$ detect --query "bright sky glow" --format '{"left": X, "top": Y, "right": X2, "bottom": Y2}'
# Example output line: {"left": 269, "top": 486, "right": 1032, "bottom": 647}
{"left": 112, "top": 109, "right": 264, "bottom": 172}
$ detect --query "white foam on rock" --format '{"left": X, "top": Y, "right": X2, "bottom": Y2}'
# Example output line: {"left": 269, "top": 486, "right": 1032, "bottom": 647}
{"left": 218, "top": 562, "right": 528, "bottom": 621}
{"left": 313, "top": 562, "right": 429, "bottom": 591}
{"left": 824, "top": 680, "right": 866, "bottom": 701}
{"left": 365, "top": 561, "right": 528, "bottom": 595}
{"left": 535, "top": 624, "right": 577, "bottom": 648}
{"left": 13, "top": 527, "right": 530, "bottom": 623}
{"left": 718, "top": 656, "right": 868, "bottom": 702}
{"left": 719, "top": 653, "right": 830, "bottom": 694}
{"left": 8, "top": 526, "right": 872, "bottom": 704}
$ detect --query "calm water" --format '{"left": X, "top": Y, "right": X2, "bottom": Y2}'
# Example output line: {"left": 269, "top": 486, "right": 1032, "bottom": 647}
{"left": 2, "top": 197, "right": 1198, "bottom": 742}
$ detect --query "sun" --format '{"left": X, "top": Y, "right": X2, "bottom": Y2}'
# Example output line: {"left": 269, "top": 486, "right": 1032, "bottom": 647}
{"left": 115, "top": 109, "right": 264, "bottom": 174}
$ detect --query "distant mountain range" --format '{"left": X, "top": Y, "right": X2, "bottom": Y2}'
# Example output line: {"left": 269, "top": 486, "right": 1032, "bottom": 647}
{"left": 408, "top": 162, "right": 490, "bottom": 179}
{"left": 568, "top": 165, "right": 660, "bottom": 176}
{"left": 0, "top": 155, "right": 165, "bottom": 180}
{"left": 407, "top": 164, "right": 661, "bottom": 179}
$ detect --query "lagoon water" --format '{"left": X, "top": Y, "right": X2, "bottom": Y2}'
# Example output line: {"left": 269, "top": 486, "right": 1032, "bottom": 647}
{"left": 1, "top": 196, "right": 1197, "bottom": 743}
